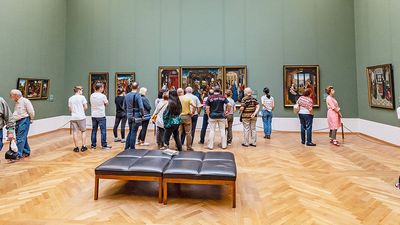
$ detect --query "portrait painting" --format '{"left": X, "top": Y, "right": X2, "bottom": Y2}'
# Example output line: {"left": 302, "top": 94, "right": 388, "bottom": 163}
{"left": 283, "top": 65, "right": 320, "bottom": 107}
{"left": 89, "top": 72, "right": 109, "bottom": 98}
{"left": 366, "top": 64, "right": 395, "bottom": 109}
{"left": 223, "top": 66, "right": 247, "bottom": 104}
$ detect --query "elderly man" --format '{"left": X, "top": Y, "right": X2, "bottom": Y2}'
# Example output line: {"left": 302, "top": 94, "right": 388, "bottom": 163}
{"left": 181, "top": 87, "right": 201, "bottom": 146}
{"left": 10, "top": 89, "right": 35, "bottom": 158}
{"left": 0, "top": 97, "right": 15, "bottom": 151}
{"left": 177, "top": 88, "right": 196, "bottom": 151}
{"left": 240, "top": 87, "right": 260, "bottom": 147}
{"left": 206, "top": 86, "right": 231, "bottom": 150}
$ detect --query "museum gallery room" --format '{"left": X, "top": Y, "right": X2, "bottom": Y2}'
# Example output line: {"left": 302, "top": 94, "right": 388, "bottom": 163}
{"left": 1, "top": 0, "right": 400, "bottom": 224}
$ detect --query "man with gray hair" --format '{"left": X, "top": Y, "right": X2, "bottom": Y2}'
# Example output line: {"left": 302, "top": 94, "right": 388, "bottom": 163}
{"left": 10, "top": 89, "right": 35, "bottom": 158}
{"left": 0, "top": 96, "right": 15, "bottom": 151}
{"left": 240, "top": 87, "right": 260, "bottom": 147}
{"left": 177, "top": 88, "right": 196, "bottom": 150}
{"left": 181, "top": 86, "right": 201, "bottom": 146}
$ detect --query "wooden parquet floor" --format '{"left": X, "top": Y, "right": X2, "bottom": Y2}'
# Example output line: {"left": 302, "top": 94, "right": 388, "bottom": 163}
{"left": 1, "top": 129, "right": 400, "bottom": 225}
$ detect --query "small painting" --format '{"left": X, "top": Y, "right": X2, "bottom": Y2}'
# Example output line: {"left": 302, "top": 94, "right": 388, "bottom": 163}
{"left": 223, "top": 66, "right": 247, "bottom": 104}
{"left": 181, "top": 66, "right": 223, "bottom": 102}
{"left": 89, "top": 72, "right": 109, "bottom": 98}
{"left": 366, "top": 64, "right": 395, "bottom": 109}
{"left": 283, "top": 65, "right": 320, "bottom": 107}
{"left": 115, "top": 72, "right": 136, "bottom": 95}
{"left": 159, "top": 67, "right": 181, "bottom": 90}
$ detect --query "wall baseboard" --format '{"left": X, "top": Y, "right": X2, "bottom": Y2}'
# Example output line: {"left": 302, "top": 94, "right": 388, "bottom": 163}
{"left": 7, "top": 115, "right": 398, "bottom": 146}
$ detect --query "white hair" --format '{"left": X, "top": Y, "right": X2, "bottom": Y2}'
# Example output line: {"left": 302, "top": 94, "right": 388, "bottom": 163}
{"left": 244, "top": 87, "right": 252, "bottom": 95}
{"left": 177, "top": 88, "right": 184, "bottom": 95}
{"left": 10, "top": 89, "right": 22, "bottom": 97}
{"left": 139, "top": 87, "right": 147, "bottom": 96}
{"left": 185, "top": 87, "right": 193, "bottom": 94}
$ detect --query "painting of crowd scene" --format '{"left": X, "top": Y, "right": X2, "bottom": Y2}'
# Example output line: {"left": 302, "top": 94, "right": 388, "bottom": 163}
{"left": 115, "top": 72, "right": 136, "bottom": 95}
{"left": 283, "top": 65, "right": 320, "bottom": 107}
{"left": 89, "top": 72, "right": 109, "bottom": 98}
{"left": 181, "top": 67, "right": 223, "bottom": 102}
{"left": 17, "top": 78, "right": 50, "bottom": 100}
{"left": 366, "top": 64, "right": 395, "bottom": 109}
{"left": 224, "top": 66, "right": 247, "bottom": 105}
{"left": 159, "top": 67, "right": 180, "bottom": 90}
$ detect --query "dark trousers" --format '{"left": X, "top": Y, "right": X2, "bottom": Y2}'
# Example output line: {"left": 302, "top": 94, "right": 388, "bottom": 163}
{"left": 329, "top": 129, "right": 337, "bottom": 139}
{"left": 156, "top": 126, "right": 165, "bottom": 148}
{"left": 138, "top": 119, "right": 150, "bottom": 142}
{"left": 226, "top": 114, "right": 234, "bottom": 144}
{"left": 125, "top": 118, "right": 140, "bottom": 149}
{"left": 113, "top": 115, "right": 127, "bottom": 139}
{"left": 181, "top": 114, "right": 198, "bottom": 146}
{"left": 199, "top": 114, "right": 209, "bottom": 144}
{"left": 16, "top": 117, "right": 31, "bottom": 157}
{"left": 0, "top": 130, "right": 3, "bottom": 151}
{"left": 91, "top": 117, "right": 107, "bottom": 147}
{"left": 298, "top": 114, "right": 314, "bottom": 144}
{"left": 164, "top": 125, "right": 182, "bottom": 151}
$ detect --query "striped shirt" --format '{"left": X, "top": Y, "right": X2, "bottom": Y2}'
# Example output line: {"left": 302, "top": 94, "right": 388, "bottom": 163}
{"left": 261, "top": 95, "right": 274, "bottom": 112}
{"left": 240, "top": 96, "right": 259, "bottom": 119}
{"left": 13, "top": 97, "right": 35, "bottom": 121}
{"left": 297, "top": 96, "right": 313, "bottom": 114}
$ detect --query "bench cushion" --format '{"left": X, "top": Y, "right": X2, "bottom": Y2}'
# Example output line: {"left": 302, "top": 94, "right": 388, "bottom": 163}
{"left": 163, "top": 160, "right": 202, "bottom": 178}
{"left": 203, "top": 152, "right": 235, "bottom": 162}
{"left": 199, "top": 161, "right": 236, "bottom": 180}
{"left": 172, "top": 151, "right": 205, "bottom": 161}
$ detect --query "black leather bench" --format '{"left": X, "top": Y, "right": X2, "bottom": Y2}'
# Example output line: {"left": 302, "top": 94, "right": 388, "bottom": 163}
{"left": 94, "top": 149, "right": 172, "bottom": 203}
{"left": 94, "top": 150, "right": 237, "bottom": 207}
{"left": 162, "top": 151, "right": 237, "bottom": 208}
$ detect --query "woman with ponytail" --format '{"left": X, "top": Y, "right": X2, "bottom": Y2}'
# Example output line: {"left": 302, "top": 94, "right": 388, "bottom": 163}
{"left": 261, "top": 87, "right": 274, "bottom": 139}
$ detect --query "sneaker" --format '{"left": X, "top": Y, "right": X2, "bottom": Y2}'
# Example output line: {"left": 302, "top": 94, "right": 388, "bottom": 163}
{"left": 266, "top": 135, "right": 271, "bottom": 139}
{"left": 91, "top": 145, "right": 96, "bottom": 150}
{"left": 241, "top": 144, "right": 249, "bottom": 147}
{"left": 306, "top": 143, "right": 316, "bottom": 147}
{"left": 121, "top": 139, "right": 126, "bottom": 143}
{"left": 101, "top": 145, "right": 112, "bottom": 150}
{"left": 301, "top": 142, "right": 305, "bottom": 145}
{"left": 139, "top": 142, "right": 150, "bottom": 146}
{"left": 264, "top": 135, "right": 268, "bottom": 139}
{"left": 73, "top": 147, "right": 80, "bottom": 152}
{"left": 250, "top": 144, "right": 257, "bottom": 147}
{"left": 81, "top": 146, "right": 88, "bottom": 152}
{"left": 227, "top": 143, "right": 232, "bottom": 146}
{"left": 114, "top": 138, "right": 121, "bottom": 142}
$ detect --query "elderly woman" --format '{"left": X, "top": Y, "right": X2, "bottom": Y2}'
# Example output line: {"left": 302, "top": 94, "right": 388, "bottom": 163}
{"left": 137, "top": 87, "right": 151, "bottom": 146}
{"left": 240, "top": 87, "right": 260, "bottom": 147}
{"left": 297, "top": 88, "right": 316, "bottom": 146}
{"left": 325, "top": 86, "right": 342, "bottom": 146}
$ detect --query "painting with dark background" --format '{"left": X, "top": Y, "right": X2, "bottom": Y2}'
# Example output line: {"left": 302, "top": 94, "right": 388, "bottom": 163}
{"left": 366, "top": 64, "right": 395, "bottom": 109}
{"left": 181, "top": 67, "right": 223, "bottom": 102}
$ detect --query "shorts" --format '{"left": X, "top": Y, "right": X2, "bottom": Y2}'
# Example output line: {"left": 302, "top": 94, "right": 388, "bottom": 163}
{"left": 71, "top": 119, "right": 86, "bottom": 132}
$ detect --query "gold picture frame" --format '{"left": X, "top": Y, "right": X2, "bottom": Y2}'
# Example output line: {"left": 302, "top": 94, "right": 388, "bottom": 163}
{"left": 115, "top": 72, "right": 136, "bottom": 95}
{"left": 223, "top": 65, "right": 247, "bottom": 104}
{"left": 17, "top": 78, "right": 50, "bottom": 100}
{"left": 366, "top": 64, "right": 395, "bottom": 109}
{"left": 158, "top": 66, "right": 181, "bottom": 90}
{"left": 89, "top": 72, "right": 109, "bottom": 98}
{"left": 181, "top": 66, "right": 224, "bottom": 100}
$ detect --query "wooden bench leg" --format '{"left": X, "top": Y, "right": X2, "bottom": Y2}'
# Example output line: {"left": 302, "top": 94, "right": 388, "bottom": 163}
{"left": 232, "top": 181, "right": 236, "bottom": 208}
{"left": 158, "top": 177, "right": 163, "bottom": 203}
{"left": 163, "top": 179, "right": 168, "bottom": 205}
{"left": 94, "top": 176, "right": 99, "bottom": 200}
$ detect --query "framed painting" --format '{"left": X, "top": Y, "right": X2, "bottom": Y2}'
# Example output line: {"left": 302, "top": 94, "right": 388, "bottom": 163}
{"left": 181, "top": 66, "right": 223, "bottom": 102}
{"left": 89, "top": 72, "right": 109, "bottom": 98}
{"left": 17, "top": 78, "right": 28, "bottom": 97}
{"left": 115, "top": 72, "right": 136, "bottom": 95}
{"left": 366, "top": 64, "right": 395, "bottom": 109}
{"left": 223, "top": 66, "right": 247, "bottom": 104}
{"left": 40, "top": 79, "right": 50, "bottom": 99}
{"left": 17, "top": 78, "right": 50, "bottom": 100}
{"left": 283, "top": 65, "right": 320, "bottom": 107}
{"left": 159, "top": 66, "right": 181, "bottom": 90}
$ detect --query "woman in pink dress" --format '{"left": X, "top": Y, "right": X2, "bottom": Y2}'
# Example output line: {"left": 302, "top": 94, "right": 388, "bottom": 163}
{"left": 325, "top": 86, "right": 342, "bottom": 146}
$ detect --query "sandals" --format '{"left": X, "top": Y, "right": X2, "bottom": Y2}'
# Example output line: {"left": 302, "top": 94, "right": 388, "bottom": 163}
{"left": 332, "top": 140, "right": 340, "bottom": 146}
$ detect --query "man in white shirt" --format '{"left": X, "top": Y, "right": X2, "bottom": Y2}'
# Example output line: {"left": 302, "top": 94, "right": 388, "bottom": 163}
{"left": 181, "top": 86, "right": 201, "bottom": 146}
{"left": 90, "top": 83, "right": 111, "bottom": 150}
{"left": 68, "top": 86, "right": 88, "bottom": 152}
{"left": 9, "top": 89, "right": 35, "bottom": 158}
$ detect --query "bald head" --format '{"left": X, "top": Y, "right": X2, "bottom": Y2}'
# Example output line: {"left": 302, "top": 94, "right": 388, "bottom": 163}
{"left": 177, "top": 88, "right": 184, "bottom": 96}
{"left": 185, "top": 87, "right": 193, "bottom": 94}
{"left": 131, "top": 82, "right": 139, "bottom": 91}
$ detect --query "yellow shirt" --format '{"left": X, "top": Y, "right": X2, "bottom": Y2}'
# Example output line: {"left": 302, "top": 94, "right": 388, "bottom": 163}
{"left": 179, "top": 95, "right": 193, "bottom": 116}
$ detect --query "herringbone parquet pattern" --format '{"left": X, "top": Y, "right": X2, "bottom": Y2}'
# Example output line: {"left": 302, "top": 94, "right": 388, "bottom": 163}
{"left": 1, "top": 130, "right": 400, "bottom": 225}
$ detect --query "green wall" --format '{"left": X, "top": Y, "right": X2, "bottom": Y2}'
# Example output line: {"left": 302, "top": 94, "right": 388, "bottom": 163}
{"left": 65, "top": 0, "right": 358, "bottom": 118}
{"left": 0, "top": 0, "right": 66, "bottom": 119}
{"left": 354, "top": 0, "right": 400, "bottom": 126}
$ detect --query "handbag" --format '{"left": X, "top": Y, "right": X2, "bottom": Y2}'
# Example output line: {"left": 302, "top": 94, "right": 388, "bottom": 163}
{"left": 163, "top": 110, "right": 182, "bottom": 129}
{"left": 5, "top": 140, "right": 18, "bottom": 160}
{"left": 152, "top": 103, "right": 167, "bottom": 124}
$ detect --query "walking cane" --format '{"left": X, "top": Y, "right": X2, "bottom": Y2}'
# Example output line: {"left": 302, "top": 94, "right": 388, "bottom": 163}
{"left": 341, "top": 122, "right": 344, "bottom": 140}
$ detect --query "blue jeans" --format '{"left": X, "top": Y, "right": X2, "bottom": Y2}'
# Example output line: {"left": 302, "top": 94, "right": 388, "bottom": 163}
{"left": 91, "top": 117, "right": 107, "bottom": 147}
{"left": 199, "top": 114, "right": 208, "bottom": 144}
{"left": 298, "top": 114, "right": 313, "bottom": 144}
{"left": 262, "top": 110, "right": 273, "bottom": 136}
{"left": 16, "top": 117, "right": 31, "bottom": 157}
{"left": 125, "top": 118, "right": 140, "bottom": 149}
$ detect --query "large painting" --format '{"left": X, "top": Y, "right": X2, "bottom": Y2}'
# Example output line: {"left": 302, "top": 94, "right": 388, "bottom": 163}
{"left": 283, "top": 65, "right": 320, "bottom": 107}
{"left": 366, "top": 64, "right": 395, "bottom": 109}
{"left": 223, "top": 66, "right": 247, "bottom": 104}
{"left": 159, "top": 66, "right": 180, "bottom": 90}
{"left": 115, "top": 72, "right": 136, "bottom": 95}
{"left": 89, "top": 72, "right": 109, "bottom": 98}
{"left": 181, "top": 66, "right": 223, "bottom": 102}
{"left": 17, "top": 78, "right": 50, "bottom": 100}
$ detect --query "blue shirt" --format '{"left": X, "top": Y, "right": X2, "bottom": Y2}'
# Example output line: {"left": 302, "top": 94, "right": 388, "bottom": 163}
{"left": 125, "top": 92, "right": 144, "bottom": 118}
